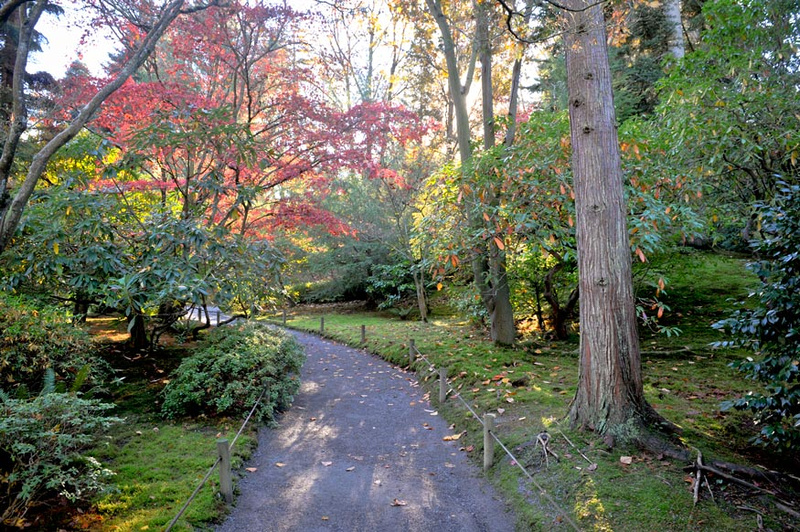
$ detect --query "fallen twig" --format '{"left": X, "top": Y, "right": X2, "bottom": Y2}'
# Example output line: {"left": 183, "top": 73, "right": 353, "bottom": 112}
{"left": 774, "top": 501, "right": 800, "bottom": 520}
{"left": 557, "top": 429, "right": 592, "bottom": 465}
{"left": 693, "top": 448, "right": 703, "bottom": 506}
{"left": 684, "top": 463, "right": 778, "bottom": 496}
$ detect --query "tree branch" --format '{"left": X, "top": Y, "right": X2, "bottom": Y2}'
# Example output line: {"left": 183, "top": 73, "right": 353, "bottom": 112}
{"left": 0, "top": 0, "right": 211, "bottom": 251}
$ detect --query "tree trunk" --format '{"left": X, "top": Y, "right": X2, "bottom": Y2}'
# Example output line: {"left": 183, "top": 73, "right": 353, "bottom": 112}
{"left": 412, "top": 267, "right": 428, "bottom": 322}
{"left": 476, "top": 0, "right": 515, "bottom": 345}
{"left": 564, "top": 0, "right": 662, "bottom": 435}
{"left": 128, "top": 313, "right": 148, "bottom": 351}
{"left": 489, "top": 252, "right": 515, "bottom": 344}
{"left": 664, "top": 0, "right": 685, "bottom": 59}
{"left": 73, "top": 297, "right": 90, "bottom": 324}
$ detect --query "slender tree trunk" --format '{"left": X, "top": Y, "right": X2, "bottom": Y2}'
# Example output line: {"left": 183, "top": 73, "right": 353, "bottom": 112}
{"left": 564, "top": 0, "right": 661, "bottom": 435}
{"left": 664, "top": 0, "right": 685, "bottom": 59}
{"left": 412, "top": 267, "right": 428, "bottom": 322}
{"left": 426, "top": 0, "right": 516, "bottom": 344}
{"left": 477, "top": 0, "right": 515, "bottom": 345}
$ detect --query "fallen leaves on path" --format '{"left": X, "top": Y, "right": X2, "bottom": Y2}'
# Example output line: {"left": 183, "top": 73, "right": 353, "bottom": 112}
{"left": 391, "top": 498, "right": 408, "bottom": 507}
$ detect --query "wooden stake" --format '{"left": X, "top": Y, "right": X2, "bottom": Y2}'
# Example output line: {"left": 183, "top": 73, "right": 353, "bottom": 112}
{"left": 484, "top": 413, "right": 496, "bottom": 471}
{"left": 217, "top": 439, "right": 233, "bottom": 504}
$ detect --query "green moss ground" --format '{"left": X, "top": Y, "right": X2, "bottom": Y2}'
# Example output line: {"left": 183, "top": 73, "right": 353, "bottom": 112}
{"left": 265, "top": 250, "right": 797, "bottom": 531}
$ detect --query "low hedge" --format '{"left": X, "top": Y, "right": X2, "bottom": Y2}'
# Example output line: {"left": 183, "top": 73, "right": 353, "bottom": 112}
{"left": 161, "top": 322, "right": 305, "bottom": 423}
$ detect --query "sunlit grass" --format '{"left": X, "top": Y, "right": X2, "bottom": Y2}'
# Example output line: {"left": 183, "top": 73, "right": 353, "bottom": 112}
{"left": 261, "top": 251, "right": 795, "bottom": 530}
{"left": 90, "top": 420, "right": 255, "bottom": 531}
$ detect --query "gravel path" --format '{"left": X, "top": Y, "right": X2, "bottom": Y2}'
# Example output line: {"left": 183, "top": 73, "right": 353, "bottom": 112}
{"left": 216, "top": 330, "right": 516, "bottom": 532}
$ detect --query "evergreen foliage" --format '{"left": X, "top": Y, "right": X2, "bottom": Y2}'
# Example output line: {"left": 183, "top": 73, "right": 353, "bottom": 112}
{"left": 0, "top": 391, "right": 119, "bottom": 527}
{"left": 715, "top": 183, "right": 800, "bottom": 449}
{"left": 161, "top": 322, "right": 305, "bottom": 423}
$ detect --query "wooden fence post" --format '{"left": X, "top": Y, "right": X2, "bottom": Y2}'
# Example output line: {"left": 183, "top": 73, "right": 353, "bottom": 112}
{"left": 320, "top": 316, "right": 325, "bottom": 333}
{"left": 216, "top": 310, "right": 221, "bottom": 326}
{"left": 217, "top": 439, "right": 233, "bottom": 503}
{"left": 282, "top": 309, "right": 287, "bottom": 326}
{"left": 408, "top": 338, "right": 415, "bottom": 368}
{"left": 439, "top": 367, "right": 447, "bottom": 403}
{"left": 361, "top": 324, "right": 366, "bottom": 344}
{"left": 483, "top": 413, "right": 496, "bottom": 471}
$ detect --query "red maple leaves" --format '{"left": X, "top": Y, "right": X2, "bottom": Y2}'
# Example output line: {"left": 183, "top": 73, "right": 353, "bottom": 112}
{"left": 57, "top": 0, "right": 425, "bottom": 239}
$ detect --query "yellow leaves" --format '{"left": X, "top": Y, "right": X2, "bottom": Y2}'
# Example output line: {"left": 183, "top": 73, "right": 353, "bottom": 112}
{"left": 53, "top": 242, "right": 59, "bottom": 255}
{"left": 436, "top": 282, "right": 443, "bottom": 291}
{"left": 792, "top": 151, "right": 798, "bottom": 166}
{"left": 65, "top": 205, "right": 72, "bottom": 216}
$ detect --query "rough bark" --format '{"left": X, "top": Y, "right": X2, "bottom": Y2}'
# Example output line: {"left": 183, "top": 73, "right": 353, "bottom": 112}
{"left": 0, "top": 0, "right": 46, "bottom": 211}
{"left": 564, "top": 0, "right": 662, "bottom": 435}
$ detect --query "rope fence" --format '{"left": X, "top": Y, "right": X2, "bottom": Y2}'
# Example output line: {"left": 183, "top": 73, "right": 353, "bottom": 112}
{"left": 240, "top": 314, "right": 583, "bottom": 529}
{"left": 408, "top": 340, "right": 582, "bottom": 531}
{"left": 164, "top": 386, "right": 268, "bottom": 531}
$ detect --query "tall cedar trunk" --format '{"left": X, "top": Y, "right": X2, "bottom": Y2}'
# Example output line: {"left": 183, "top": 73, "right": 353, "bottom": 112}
{"left": 564, "top": 1, "right": 660, "bottom": 433}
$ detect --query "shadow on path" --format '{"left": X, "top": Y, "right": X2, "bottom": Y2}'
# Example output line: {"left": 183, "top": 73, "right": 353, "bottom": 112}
{"left": 216, "top": 330, "right": 516, "bottom": 532}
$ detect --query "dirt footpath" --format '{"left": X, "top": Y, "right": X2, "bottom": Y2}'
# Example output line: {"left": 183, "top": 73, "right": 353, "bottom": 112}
{"left": 216, "top": 330, "right": 516, "bottom": 532}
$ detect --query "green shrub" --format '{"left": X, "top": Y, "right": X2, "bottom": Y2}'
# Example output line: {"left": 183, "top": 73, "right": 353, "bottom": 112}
{"left": 714, "top": 182, "right": 800, "bottom": 450}
{"left": 0, "top": 392, "right": 120, "bottom": 527}
{"left": 0, "top": 295, "right": 109, "bottom": 395}
{"left": 161, "top": 322, "right": 305, "bottom": 423}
